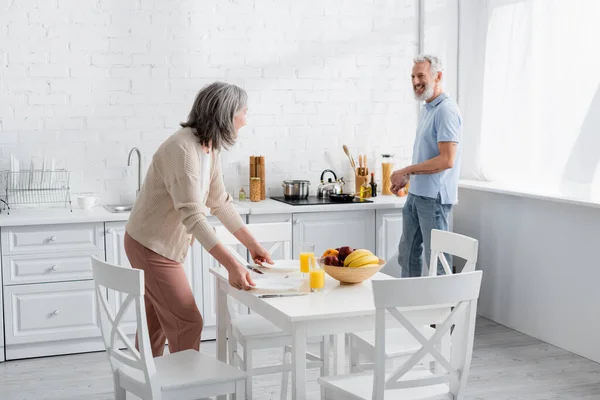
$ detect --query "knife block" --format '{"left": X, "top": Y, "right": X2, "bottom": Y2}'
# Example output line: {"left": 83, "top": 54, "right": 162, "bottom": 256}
{"left": 354, "top": 171, "right": 369, "bottom": 194}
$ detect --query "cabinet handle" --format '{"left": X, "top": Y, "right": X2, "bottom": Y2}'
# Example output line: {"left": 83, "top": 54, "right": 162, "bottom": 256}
{"left": 52, "top": 309, "right": 60, "bottom": 316}
{"left": 50, "top": 265, "right": 58, "bottom": 272}
{"left": 49, "top": 236, "right": 57, "bottom": 242}
{"left": 294, "top": 219, "right": 300, "bottom": 225}
{"left": 107, "top": 229, "right": 114, "bottom": 234}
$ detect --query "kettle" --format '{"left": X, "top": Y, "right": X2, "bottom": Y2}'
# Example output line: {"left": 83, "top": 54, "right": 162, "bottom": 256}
{"left": 317, "top": 169, "right": 345, "bottom": 198}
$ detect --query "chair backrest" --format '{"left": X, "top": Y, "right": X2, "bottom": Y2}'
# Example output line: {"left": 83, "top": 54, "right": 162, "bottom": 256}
{"left": 214, "top": 222, "right": 292, "bottom": 260}
{"left": 429, "top": 229, "right": 479, "bottom": 276}
{"left": 371, "top": 271, "right": 483, "bottom": 400}
{"left": 213, "top": 222, "right": 293, "bottom": 316}
{"left": 91, "top": 256, "right": 159, "bottom": 398}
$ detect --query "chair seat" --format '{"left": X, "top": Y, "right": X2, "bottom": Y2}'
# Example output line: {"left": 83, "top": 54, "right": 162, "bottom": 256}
{"left": 231, "top": 314, "right": 288, "bottom": 340}
{"left": 156, "top": 349, "right": 246, "bottom": 391}
{"left": 353, "top": 326, "right": 436, "bottom": 357}
{"left": 318, "top": 368, "right": 451, "bottom": 400}
{"left": 119, "top": 350, "right": 245, "bottom": 395}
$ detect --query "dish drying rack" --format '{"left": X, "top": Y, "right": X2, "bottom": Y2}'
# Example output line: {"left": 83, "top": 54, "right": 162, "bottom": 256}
{"left": 1, "top": 169, "right": 72, "bottom": 214}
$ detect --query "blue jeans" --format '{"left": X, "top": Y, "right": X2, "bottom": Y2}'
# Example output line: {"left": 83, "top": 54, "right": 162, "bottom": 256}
{"left": 398, "top": 193, "right": 452, "bottom": 277}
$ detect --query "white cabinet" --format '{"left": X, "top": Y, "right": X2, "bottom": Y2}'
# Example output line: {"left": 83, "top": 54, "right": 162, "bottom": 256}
{"left": 1, "top": 223, "right": 105, "bottom": 360}
{"left": 3, "top": 280, "right": 103, "bottom": 359}
{"left": 292, "top": 210, "right": 376, "bottom": 258}
{"left": 376, "top": 209, "right": 403, "bottom": 277}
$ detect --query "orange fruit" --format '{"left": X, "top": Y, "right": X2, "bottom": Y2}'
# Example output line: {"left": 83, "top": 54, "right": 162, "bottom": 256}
{"left": 322, "top": 248, "right": 339, "bottom": 258}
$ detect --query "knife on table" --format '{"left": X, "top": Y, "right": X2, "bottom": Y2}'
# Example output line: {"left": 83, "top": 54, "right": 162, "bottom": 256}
{"left": 229, "top": 250, "right": 264, "bottom": 274}
{"left": 257, "top": 293, "right": 307, "bottom": 298}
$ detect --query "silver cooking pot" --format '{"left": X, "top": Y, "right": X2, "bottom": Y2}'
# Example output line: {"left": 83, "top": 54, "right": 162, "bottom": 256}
{"left": 282, "top": 180, "right": 310, "bottom": 200}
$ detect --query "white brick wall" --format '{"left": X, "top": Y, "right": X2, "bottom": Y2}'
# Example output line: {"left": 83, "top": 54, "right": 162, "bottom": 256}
{"left": 0, "top": 0, "right": 419, "bottom": 205}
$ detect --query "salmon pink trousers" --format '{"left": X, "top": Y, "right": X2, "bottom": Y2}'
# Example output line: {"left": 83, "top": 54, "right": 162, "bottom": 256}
{"left": 124, "top": 232, "right": 203, "bottom": 357}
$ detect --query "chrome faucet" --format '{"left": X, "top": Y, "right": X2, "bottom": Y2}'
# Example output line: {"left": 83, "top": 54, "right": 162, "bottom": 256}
{"left": 127, "top": 147, "right": 142, "bottom": 197}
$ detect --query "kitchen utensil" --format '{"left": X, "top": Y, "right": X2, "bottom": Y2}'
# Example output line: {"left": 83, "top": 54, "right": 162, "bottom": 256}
{"left": 364, "top": 155, "right": 368, "bottom": 175}
{"left": 328, "top": 193, "right": 357, "bottom": 203}
{"left": 317, "top": 169, "right": 345, "bottom": 198}
{"left": 247, "top": 265, "right": 264, "bottom": 274}
{"left": 358, "top": 155, "right": 364, "bottom": 176}
{"left": 318, "top": 257, "right": 385, "bottom": 284}
{"left": 343, "top": 145, "right": 356, "bottom": 170}
{"left": 229, "top": 247, "right": 265, "bottom": 274}
{"left": 257, "top": 293, "right": 307, "bottom": 298}
{"left": 282, "top": 180, "right": 310, "bottom": 200}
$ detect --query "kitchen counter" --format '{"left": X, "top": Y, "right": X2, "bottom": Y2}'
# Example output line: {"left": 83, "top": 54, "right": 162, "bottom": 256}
{"left": 0, "top": 196, "right": 406, "bottom": 226}
{"left": 0, "top": 204, "right": 252, "bottom": 227}
{"left": 235, "top": 195, "right": 407, "bottom": 215}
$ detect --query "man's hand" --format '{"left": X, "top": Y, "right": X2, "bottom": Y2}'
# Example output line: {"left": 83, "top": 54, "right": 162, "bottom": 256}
{"left": 228, "top": 265, "right": 256, "bottom": 291}
{"left": 250, "top": 245, "right": 274, "bottom": 266}
{"left": 390, "top": 170, "right": 410, "bottom": 193}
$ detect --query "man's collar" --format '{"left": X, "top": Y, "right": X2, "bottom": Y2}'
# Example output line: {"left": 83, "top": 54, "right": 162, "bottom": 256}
{"left": 424, "top": 92, "right": 448, "bottom": 109}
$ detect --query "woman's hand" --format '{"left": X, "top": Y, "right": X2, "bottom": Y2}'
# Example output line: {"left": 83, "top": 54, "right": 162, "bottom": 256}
{"left": 228, "top": 265, "right": 256, "bottom": 291}
{"left": 250, "top": 245, "right": 274, "bottom": 266}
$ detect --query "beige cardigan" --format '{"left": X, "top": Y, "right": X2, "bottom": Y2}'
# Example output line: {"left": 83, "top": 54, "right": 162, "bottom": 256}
{"left": 126, "top": 127, "right": 244, "bottom": 263}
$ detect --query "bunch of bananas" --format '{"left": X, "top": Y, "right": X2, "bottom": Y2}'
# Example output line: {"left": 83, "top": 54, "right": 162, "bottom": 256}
{"left": 343, "top": 249, "right": 379, "bottom": 268}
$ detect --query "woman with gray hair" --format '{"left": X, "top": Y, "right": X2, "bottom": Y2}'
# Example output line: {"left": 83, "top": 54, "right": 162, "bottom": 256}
{"left": 124, "top": 81, "right": 272, "bottom": 357}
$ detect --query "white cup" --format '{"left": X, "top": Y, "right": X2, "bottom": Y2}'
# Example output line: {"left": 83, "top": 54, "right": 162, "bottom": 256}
{"left": 77, "top": 195, "right": 100, "bottom": 210}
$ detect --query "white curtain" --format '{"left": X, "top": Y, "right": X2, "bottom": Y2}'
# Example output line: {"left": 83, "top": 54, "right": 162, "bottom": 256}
{"left": 459, "top": 0, "right": 600, "bottom": 196}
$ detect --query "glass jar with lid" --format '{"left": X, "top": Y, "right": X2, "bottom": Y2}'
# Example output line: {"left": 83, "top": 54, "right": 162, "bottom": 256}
{"left": 381, "top": 154, "right": 395, "bottom": 195}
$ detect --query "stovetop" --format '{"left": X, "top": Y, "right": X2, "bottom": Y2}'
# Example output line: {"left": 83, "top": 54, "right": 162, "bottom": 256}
{"left": 270, "top": 196, "right": 373, "bottom": 206}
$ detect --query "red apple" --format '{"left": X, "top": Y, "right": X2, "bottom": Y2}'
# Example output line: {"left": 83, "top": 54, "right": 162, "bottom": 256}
{"left": 338, "top": 246, "right": 354, "bottom": 261}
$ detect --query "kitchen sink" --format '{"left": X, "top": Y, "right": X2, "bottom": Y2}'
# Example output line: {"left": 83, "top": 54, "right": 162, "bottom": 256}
{"left": 104, "top": 204, "right": 133, "bottom": 213}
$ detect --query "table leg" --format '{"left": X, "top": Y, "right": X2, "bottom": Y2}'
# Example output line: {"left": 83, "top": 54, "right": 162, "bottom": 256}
{"left": 216, "top": 280, "right": 229, "bottom": 400}
{"left": 292, "top": 323, "right": 307, "bottom": 400}
{"left": 333, "top": 333, "right": 346, "bottom": 375}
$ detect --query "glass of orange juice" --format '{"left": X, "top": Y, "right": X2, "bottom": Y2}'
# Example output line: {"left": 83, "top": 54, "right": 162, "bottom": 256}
{"left": 309, "top": 263, "right": 325, "bottom": 293}
{"left": 299, "top": 244, "right": 315, "bottom": 277}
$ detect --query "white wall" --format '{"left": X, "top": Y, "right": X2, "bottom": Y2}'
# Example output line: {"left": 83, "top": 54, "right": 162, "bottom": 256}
{"left": 0, "top": 0, "right": 421, "bottom": 204}
{"left": 454, "top": 187, "right": 600, "bottom": 363}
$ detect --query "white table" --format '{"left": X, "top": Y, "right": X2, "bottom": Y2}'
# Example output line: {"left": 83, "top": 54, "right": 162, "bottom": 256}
{"left": 212, "top": 266, "right": 420, "bottom": 400}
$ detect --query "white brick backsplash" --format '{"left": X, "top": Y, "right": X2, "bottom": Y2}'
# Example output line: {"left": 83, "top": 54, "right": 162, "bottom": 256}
{"left": 29, "top": 65, "right": 69, "bottom": 78}
{"left": 1, "top": 0, "right": 420, "bottom": 203}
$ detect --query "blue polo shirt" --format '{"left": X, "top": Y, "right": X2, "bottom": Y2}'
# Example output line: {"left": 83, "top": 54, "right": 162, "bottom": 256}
{"left": 408, "top": 93, "right": 462, "bottom": 205}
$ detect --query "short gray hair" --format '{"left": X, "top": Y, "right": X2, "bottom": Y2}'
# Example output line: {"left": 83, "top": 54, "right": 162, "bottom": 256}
{"left": 181, "top": 81, "right": 248, "bottom": 151}
{"left": 413, "top": 54, "right": 444, "bottom": 77}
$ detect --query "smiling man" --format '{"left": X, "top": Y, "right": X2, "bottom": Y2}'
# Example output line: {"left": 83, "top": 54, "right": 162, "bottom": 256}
{"left": 389, "top": 54, "right": 462, "bottom": 278}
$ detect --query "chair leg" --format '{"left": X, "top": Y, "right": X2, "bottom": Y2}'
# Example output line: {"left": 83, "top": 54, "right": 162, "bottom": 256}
{"left": 243, "top": 346, "right": 253, "bottom": 400}
{"left": 320, "top": 335, "right": 331, "bottom": 377}
{"left": 228, "top": 332, "right": 238, "bottom": 367}
{"left": 113, "top": 373, "right": 126, "bottom": 400}
{"left": 233, "top": 379, "right": 246, "bottom": 400}
{"left": 280, "top": 346, "right": 291, "bottom": 400}
{"left": 349, "top": 335, "right": 359, "bottom": 373}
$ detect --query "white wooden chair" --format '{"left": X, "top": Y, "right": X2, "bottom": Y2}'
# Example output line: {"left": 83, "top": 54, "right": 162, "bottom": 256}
{"left": 214, "top": 222, "right": 329, "bottom": 400}
{"left": 91, "top": 256, "right": 246, "bottom": 400}
{"left": 348, "top": 230, "right": 479, "bottom": 373}
{"left": 428, "top": 229, "right": 479, "bottom": 276}
{"left": 319, "top": 271, "right": 482, "bottom": 399}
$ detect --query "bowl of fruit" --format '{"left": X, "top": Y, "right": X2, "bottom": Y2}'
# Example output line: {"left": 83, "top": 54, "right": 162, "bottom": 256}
{"left": 319, "top": 246, "right": 385, "bottom": 285}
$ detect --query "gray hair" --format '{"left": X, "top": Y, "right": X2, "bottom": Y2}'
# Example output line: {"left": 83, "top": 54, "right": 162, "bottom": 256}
{"left": 180, "top": 81, "right": 248, "bottom": 151}
{"left": 413, "top": 54, "right": 444, "bottom": 78}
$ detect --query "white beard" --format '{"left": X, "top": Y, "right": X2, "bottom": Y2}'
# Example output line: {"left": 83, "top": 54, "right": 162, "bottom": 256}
{"left": 413, "top": 84, "right": 434, "bottom": 101}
